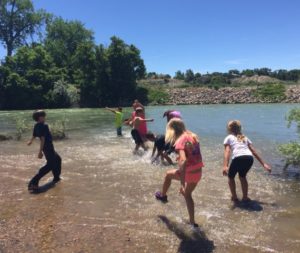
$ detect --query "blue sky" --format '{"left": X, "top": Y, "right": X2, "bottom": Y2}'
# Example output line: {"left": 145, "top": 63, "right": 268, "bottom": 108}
{"left": 1, "top": 0, "right": 300, "bottom": 75}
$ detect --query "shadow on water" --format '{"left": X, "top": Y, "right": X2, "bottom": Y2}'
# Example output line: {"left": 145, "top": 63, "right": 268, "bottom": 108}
{"left": 232, "top": 200, "right": 268, "bottom": 212}
{"left": 158, "top": 215, "right": 215, "bottom": 253}
{"left": 31, "top": 181, "right": 56, "bottom": 194}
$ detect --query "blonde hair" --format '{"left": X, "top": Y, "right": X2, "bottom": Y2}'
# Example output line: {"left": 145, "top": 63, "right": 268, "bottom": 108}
{"left": 227, "top": 120, "right": 246, "bottom": 142}
{"left": 165, "top": 118, "right": 199, "bottom": 144}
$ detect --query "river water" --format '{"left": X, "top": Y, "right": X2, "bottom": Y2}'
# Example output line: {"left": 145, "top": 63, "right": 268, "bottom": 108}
{"left": 0, "top": 104, "right": 300, "bottom": 253}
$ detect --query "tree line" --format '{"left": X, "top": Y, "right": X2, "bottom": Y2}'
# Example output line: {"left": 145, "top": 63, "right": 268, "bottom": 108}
{"left": 0, "top": 0, "right": 146, "bottom": 109}
{"left": 146, "top": 68, "right": 300, "bottom": 87}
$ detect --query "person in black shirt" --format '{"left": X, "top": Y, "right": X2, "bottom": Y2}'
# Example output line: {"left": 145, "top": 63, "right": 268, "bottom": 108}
{"left": 146, "top": 133, "right": 173, "bottom": 165}
{"left": 27, "top": 110, "right": 62, "bottom": 191}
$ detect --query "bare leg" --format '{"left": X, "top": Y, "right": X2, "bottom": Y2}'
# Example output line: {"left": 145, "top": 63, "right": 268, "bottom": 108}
{"left": 228, "top": 178, "right": 238, "bottom": 201}
{"left": 239, "top": 176, "right": 250, "bottom": 201}
{"left": 184, "top": 183, "right": 198, "bottom": 224}
{"left": 162, "top": 169, "right": 180, "bottom": 196}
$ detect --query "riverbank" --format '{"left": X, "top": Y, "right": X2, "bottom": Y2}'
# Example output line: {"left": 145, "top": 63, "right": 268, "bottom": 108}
{"left": 165, "top": 85, "right": 300, "bottom": 105}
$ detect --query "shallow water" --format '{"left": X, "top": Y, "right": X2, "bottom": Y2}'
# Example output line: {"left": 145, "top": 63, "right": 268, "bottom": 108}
{"left": 0, "top": 104, "right": 300, "bottom": 253}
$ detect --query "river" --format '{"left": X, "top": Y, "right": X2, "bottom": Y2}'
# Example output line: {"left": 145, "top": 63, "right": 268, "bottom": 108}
{"left": 0, "top": 104, "right": 299, "bottom": 253}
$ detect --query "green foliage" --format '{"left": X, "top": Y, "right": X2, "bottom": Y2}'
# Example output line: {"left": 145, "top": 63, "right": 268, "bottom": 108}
{"left": 279, "top": 108, "right": 300, "bottom": 165}
{"left": 46, "top": 80, "right": 79, "bottom": 108}
{"left": 286, "top": 108, "right": 300, "bottom": 130}
{"left": 254, "top": 84, "right": 286, "bottom": 102}
{"left": 147, "top": 88, "right": 169, "bottom": 104}
{"left": 50, "top": 119, "right": 67, "bottom": 140}
{"left": 15, "top": 117, "right": 29, "bottom": 140}
{"left": 0, "top": 0, "right": 48, "bottom": 56}
{"left": 279, "top": 142, "right": 300, "bottom": 166}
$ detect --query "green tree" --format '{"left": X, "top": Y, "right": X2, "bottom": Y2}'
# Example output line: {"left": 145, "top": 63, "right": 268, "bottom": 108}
{"left": 0, "top": 0, "right": 48, "bottom": 56}
{"left": 185, "top": 69, "right": 194, "bottom": 83}
{"left": 1, "top": 44, "right": 63, "bottom": 109}
{"left": 44, "top": 17, "right": 94, "bottom": 82}
{"left": 174, "top": 70, "right": 185, "bottom": 80}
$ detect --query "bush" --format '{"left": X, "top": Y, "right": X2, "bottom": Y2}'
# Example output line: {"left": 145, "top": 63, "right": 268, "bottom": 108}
{"left": 254, "top": 83, "right": 286, "bottom": 102}
{"left": 15, "top": 117, "right": 30, "bottom": 140}
{"left": 50, "top": 119, "right": 67, "bottom": 140}
{"left": 14, "top": 116, "right": 67, "bottom": 140}
{"left": 279, "top": 108, "right": 300, "bottom": 165}
{"left": 147, "top": 88, "right": 169, "bottom": 104}
{"left": 279, "top": 142, "right": 300, "bottom": 165}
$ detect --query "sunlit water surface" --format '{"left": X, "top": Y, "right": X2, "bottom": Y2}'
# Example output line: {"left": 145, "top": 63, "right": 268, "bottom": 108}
{"left": 0, "top": 104, "right": 300, "bottom": 253}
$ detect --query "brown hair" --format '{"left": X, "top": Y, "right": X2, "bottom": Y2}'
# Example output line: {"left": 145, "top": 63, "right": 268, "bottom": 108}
{"left": 227, "top": 120, "right": 246, "bottom": 142}
{"left": 32, "top": 110, "right": 46, "bottom": 122}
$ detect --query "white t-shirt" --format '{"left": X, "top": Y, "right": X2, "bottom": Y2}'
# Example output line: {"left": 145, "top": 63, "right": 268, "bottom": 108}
{"left": 223, "top": 134, "right": 253, "bottom": 159}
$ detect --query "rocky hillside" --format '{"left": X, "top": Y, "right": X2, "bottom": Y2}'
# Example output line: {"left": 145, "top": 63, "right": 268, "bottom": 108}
{"left": 166, "top": 86, "right": 300, "bottom": 104}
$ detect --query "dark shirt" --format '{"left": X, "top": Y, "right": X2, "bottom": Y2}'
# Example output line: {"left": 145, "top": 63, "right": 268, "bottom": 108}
{"left": 33, "top": 122, "right": 54, "bottom": 152}
{"left": 155, "top": 135, "right": 166, "bottom": 151}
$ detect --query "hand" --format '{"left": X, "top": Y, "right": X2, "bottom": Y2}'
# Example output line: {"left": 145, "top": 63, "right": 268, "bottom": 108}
{"left": 150, "top": 119, "right": 154, "bottom": 122}
{"left": 223, "top": 166, "right": 229, "bottom": 176}
{"left": 263, "top": 163, "right": 271, "bottom": 173}
{"left": 27, "top": 140, "right": 32, "bottom": 146}
{"left": 179, "top": 186, "right": 185, "bottom": 196}
{"left": 38, "top": 151, "right": 43, "bottom": 159}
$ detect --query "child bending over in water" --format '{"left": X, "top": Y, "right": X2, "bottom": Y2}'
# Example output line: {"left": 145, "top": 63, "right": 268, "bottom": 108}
{"left": 155, "top": 119, "right": 203, "bottom": 228}
{"left": 146, "top": 132, "right": 173, "bottom": 165}
{"left": 131, "top": 107, "right": 154, "bottom": 152}
{"left": 223, "top": 120, "right": 271, "bottom": 202}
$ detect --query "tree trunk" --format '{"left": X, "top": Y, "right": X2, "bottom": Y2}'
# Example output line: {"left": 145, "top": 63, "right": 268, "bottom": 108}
{"left": 7, "top": 44, "right": 13, "bottom": 57}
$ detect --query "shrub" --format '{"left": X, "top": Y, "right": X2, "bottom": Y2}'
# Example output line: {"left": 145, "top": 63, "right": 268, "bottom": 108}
{"left": 50, "top": 119, "right": 67, "bottom": 140}
{"left": 279, "top": 142, "right": 300, "bottom": 165}
{"left": 254, "top": 83, "right": 286, "bottom": 102}
{"left": 148, "top": 89, "right": 169, "bottom": 104}
{"left": 15, "top": 117, "right": 30, "bottom": 140}
{"left": 279, "top": 108, "right": 300, "bottom": 165}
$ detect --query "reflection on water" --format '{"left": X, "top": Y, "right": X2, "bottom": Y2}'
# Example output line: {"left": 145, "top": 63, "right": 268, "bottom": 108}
{"left": 0, "top": 104, "right": 300, "bottom": 253}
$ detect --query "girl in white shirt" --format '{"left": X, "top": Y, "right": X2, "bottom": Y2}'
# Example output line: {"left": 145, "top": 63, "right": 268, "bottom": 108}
{"left": 223, "top": 120, "right": 271, "bottom": 202}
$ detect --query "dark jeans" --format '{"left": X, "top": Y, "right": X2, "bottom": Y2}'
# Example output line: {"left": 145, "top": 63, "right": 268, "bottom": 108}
{"left": 117, "top": 127, "right": 122, "bottom": 136}
{"left": 30, "top": 151, "right": 62, "bottom": 186}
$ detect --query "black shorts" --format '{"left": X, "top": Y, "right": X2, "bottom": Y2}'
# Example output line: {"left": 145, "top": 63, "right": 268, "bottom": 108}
{"left": 228, "top": 155, "right": 254, "bottom": 178}
{"left": 155, "top": 136, "right": 166, "bottom": 152}
{"left": 131, "top": 129, "right": 143, "bottom": 145}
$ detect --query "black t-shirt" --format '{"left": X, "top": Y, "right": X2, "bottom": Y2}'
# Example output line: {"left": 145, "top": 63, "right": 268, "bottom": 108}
{"left": 33, "top": 122, "right": 54, "bottom": 151}
{"left": 155, "top": 135, "right": 166, "bottom": 151}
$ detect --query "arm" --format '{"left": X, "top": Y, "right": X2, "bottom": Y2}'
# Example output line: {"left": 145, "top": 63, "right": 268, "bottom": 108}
{"left": 223, "top": 144, "right": 231, "bottom": 176}
{"left": 178, "top": 150, "right": 187, "bottom": 189}
{"left": 248, "top": 144, "right": 271, "bottom": 172}
{"left": 38, "top": 137, "right": 45, "bottom": 159}
{"left": 105, "top": 107, "right": 116, "bottom": 114}
{"left": 27, "top": 136, "right": 35, "bottom": 146}
{"left": 139, "top": 118, "right": 154, "bottom": 122}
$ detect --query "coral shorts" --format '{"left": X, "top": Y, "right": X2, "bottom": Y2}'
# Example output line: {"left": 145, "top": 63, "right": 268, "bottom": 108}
{"left": 176, "top": 167, "right": 202, "bottom": 183}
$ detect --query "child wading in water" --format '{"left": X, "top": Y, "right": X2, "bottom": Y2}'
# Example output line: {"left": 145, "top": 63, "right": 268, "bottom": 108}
{"left": 131, "top": 107, "right": 154, "bottom": 152}
{"left": 155, "top": 119, "right": 203, "bottom": 227}
{"left": 223, "top": 120, "right": 271, "bottom": 202}
{"left": 27, "top": 110, "right": 62, "bottom": 191}
{"left": 105, "top": 107, "right": 124, "bottom": 136}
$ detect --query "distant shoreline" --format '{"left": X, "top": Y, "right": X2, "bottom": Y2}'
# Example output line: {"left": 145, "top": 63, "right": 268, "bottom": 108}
{"left": 163, "top": 85, "right": 300, "bottom": 105}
